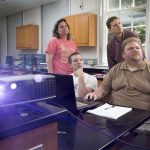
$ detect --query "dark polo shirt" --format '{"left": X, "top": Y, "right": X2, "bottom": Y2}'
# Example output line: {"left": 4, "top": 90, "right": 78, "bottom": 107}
{"left": 107, "top": 29, "right": 139, "bottom": 69}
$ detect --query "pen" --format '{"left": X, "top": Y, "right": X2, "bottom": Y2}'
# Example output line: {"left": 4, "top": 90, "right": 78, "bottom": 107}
{"left": 104, "top": 105, "right": 115, "bottom": 110}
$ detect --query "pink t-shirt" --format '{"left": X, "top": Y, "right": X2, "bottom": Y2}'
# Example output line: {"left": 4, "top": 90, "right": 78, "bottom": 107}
{"left": 46, "top": 37, "right": 78, "bottom": 74}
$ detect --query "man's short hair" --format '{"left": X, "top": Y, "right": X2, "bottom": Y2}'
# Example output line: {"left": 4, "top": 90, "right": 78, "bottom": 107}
{"left": 68, "top": 52, "right": 81, "bottom": 64}
{"left": 106, "top": 16, "right": 120, "bottom": 29}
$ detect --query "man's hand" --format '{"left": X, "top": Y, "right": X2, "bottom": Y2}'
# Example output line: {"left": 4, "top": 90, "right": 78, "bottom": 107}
{"left": 74, "top": 68, "right": 84, "bottom": 77}
{"left": 84, "top": 92, "right": 97, "bottom": 101}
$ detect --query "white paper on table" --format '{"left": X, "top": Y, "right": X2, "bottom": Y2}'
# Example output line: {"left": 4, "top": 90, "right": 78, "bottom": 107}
{"left": 87, "top": 103, "right": 132, "bottom": 120}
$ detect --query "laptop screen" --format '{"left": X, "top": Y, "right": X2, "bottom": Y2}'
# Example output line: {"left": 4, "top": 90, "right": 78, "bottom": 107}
{"left": 45, "top": 73, "right": 79, "bottom": 115}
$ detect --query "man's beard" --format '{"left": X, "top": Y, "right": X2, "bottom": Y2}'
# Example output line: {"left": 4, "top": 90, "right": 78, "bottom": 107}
{"left": 130, "top": 54, "right": 141, "bottom": 62}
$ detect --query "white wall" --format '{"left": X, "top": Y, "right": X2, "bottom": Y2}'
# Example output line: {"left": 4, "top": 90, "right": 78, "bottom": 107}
{"left": 70, "top": 0, "right": 98, "bottom": 15}
{"left": 7, "top": 13, "right": 22, "bottom": 58}
{"left": 23, "top": 7, "right": 42, "bottom": 54}
{"left": 0, "top": 7, "right": 42, "bottom": 66}
{"left": 6, "top": 7, "right": 42, "bottom": 63}
{"left": 0, "top": 0, "right": 149, "bottom": 66}
{"left": 0, "top": 0, "right": 101, "bottom": 66}
{"left": 0, "top": 0, "right": 68, "bottom": 65}
{"left": 0, "top": 17, "right": 7, "bottom": 66}
{"left": 146, "top": 0, "right": 150, "bottom": 60}
{"left": 42, "top": 0, "right": 69, "bottom": 52}
{"left": 69, "top": 0, "right": 99, "bottom": 61}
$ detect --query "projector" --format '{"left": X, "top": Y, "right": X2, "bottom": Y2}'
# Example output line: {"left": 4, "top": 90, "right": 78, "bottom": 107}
{"left": 0, "top": 74, "right": 56, "bottom": 107}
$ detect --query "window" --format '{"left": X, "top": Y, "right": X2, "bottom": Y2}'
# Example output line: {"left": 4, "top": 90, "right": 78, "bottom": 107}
{"left": 101, "top": 0, "right": 147, "bottom": 65}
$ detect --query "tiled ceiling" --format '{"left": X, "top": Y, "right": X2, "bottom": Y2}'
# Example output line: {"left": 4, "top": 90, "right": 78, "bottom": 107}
{"left": 0, "top": 0, "right": 59, "bottom": 18}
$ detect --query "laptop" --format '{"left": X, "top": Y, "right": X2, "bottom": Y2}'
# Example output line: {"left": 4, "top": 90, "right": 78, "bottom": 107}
{"left": 44, "top": 73, "right": 100, "bottom": 115}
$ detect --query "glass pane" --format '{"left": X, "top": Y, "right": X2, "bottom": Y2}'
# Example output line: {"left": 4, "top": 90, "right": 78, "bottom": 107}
{"left": 135, "top": 0, "right": 147, "bottom": 7}
{"left": 121, "top": 0, "right": 133, "bottom": 9}
{"left": 120, "top": 12, "right": 132, "bottom": 27}
{"left": 133, "top": 26, "right": 146, "bottom": 44}
{"left": 109, "top": 0, "right": 119, "bottom": 10}
{"left": 107, "top": 13, "right": 119, "bottom": 19}
{"left": 133, "top": 9, "right": 146, "bottom": 26}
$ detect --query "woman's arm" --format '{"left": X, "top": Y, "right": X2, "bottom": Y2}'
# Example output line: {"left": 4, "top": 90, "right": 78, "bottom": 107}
{"left": 46, "top": 53, "right": 54, "bottom": 73}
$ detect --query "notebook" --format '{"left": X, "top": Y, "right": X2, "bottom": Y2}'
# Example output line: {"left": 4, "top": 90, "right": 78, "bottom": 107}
{"left": 87, "top": 103, "right": 132, "bottom": 120}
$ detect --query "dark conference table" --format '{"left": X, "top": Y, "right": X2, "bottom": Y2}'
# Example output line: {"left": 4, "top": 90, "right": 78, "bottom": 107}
{"left": 0, "top": 100, "right": 149, "bottom": 150}
{"left": 108, "top": 131, "right": 150, "bottom": 150}
{"left": 0, "top": 102, "right": 66, "bottom": 140}
{"left": 57, "top": 107, "right": 150, "bottom": 150}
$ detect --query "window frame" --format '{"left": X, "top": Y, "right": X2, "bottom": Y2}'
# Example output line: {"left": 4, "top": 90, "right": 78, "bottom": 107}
{"left": 99, "top": 0, "right": 148, "bottom": 65}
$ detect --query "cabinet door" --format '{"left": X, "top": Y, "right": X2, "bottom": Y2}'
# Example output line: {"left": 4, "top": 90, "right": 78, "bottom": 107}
{"left": 65, "top": 13, "right": 96, "bottom": 46}
{"left": 28, "top": 25, "right": 39, "bottom": 49}
{"left": 74, "top": 14, "right": 89, "bottom": 45}
{"left": 23, "top": 26, "right": 31, "bottom": 49}
{"left": 65, "top": 16, "right": 75, "bottom": 40}
{"left": 16, "top": 26, "right": 24, "bottom": 49}
{"left": 16, "top": 25, "right": 38, "bottom": 50}
{"left": 88, "top": 13, "right": 97, "bottom": 46}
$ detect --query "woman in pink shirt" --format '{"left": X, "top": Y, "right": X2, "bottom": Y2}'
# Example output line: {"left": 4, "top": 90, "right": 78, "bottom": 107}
{"left": 45, "top": 18, "right": 78, "bottom": 74}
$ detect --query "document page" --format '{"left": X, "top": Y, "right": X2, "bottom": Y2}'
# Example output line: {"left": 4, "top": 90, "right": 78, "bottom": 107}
{"left": 87, "top": 103, "right": 132, "bottom": 120}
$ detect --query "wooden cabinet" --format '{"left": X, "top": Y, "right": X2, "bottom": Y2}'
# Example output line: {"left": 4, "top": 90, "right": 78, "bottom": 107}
{"left": 16, "top": 24, "right": 39, "bottom": 50}
{"left": 65, "top": 13, "right": 97, "bottom": 46}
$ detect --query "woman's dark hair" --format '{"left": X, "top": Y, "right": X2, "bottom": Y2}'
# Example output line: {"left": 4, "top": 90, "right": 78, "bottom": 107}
{"left": 52, "top": 18, "right": 71, "bottom": 40}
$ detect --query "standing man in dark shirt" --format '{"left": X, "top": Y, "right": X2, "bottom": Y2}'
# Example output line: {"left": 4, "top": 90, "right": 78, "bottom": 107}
{"left": 106, "top": 16, "right": 139, "bottom": 69}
